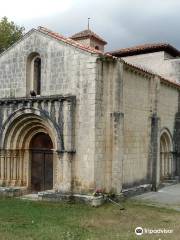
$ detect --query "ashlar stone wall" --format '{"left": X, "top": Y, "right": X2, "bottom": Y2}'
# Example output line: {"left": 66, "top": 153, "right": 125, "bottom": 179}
{"left": 159, "top": 83, "right": 178, "bottom": 135}
{"left": 122, "top": 68, "right": 152, "bottom": 188}
{"left": 0, "top": 30, "right": 99, "bottom": 193}
{"left": 123, "top": 51, "right": 180, "bottom": 83}
{"left": 0, "top": 29, "right": 180, "bottom": 194}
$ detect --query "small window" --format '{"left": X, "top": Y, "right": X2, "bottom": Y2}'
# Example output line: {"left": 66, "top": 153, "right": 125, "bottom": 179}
{"left": 33, "top": 57, "right": 41, "bottom": 95}
{"left": 26, "top": 52, "right": 41, "bottom": 96}
{"left": 95, "top": 46, "right": 99, "bottom": 50}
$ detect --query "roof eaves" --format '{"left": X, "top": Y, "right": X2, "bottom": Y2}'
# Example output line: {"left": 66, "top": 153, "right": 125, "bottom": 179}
{"left": 108, "top": 43, "right": 180, "bottom": 57}
{"left": 160, "top": 76, "right": 180, "bottom": 89}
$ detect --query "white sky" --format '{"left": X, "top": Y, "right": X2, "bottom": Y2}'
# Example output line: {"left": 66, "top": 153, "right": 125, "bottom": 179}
{"left": 0, "top": 0, "right": 73, "bottom": 20}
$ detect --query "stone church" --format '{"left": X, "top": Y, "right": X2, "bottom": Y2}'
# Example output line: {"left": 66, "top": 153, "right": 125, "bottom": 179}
{"left": 0, "top": 26, "right": 180, "bottom": 195}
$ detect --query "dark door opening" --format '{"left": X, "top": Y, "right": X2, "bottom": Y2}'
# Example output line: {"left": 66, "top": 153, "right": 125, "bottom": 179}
{"left": 30, "top": 132, "right": 53, "bottom": 192}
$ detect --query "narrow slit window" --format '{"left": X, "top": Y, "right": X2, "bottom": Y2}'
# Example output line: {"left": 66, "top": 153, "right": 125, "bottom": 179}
{"left": 33, "top": 57, "right": 41, "bottom": 95}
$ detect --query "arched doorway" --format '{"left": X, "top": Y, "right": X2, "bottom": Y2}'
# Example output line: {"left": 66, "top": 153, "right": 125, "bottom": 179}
{"left": 30, "top": 132, "right": 53, "bottom": 192}
{"left": 160, "top": 130, "right": 173, "bottom": 180}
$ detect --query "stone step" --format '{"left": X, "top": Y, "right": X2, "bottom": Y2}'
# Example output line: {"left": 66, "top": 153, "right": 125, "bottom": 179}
{"left": 0, "top": 187, "right": 28, "bottom": 197}
{"left": 20, "top": 193, "right": 39, "bottom": 201}
{"left": 163, "top": 179, "right": 178, "bottom": 183}
{"left": 20, "top": 191, "right": 105, "bottom": 206}
{"left": 159, "top": 179, "right": 179, "bottom": 188}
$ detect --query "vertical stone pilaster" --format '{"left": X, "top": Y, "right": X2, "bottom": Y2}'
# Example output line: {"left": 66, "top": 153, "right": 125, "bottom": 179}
{"left": 150, "top": 76, "right": 161, "bottom": 190}
{"left": 173, "top": 92, "right": 180, "bottom": 178}
{"left": 57, "top": 99, "right": 75, "bottom": 192}
{"left": 61, "top": 153, "right": 72, "bottom": 193}
{"left": 111, "top": 61, "right": 124, "bottom": 194}
{"left": 151, "top": 113, "right": 160, "bottom": 190}
{"left": 111, "top": 112, "right": 124, "bottom": 193}
{"left": 55, "top": 151, "right": 72, "bottom": 193}
{"left": 63, "top": 100, "right": 75, "bottom": 152}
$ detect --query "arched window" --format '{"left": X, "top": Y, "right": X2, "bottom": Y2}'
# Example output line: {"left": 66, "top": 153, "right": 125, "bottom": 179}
{"left": 160, "top": 129, "right": 174, "bottom": 180}
{"left": 26, "top": 52, "right": 41, "bottom": 96}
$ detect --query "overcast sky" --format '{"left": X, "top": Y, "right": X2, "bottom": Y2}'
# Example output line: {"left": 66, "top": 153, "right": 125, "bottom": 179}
{"left": 0, "top": 0, "right": 180, "bottom": 51}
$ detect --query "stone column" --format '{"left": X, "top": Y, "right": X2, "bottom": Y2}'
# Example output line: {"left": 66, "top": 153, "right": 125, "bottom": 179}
{"left": 6, "top": 150, "right": 11, "bottom": 185}
{"left": 16, "top": 150, "right": 21, "bottom": 185}
{"left": 4, "top": 151, "right": 6, "bottom": 184}
{"left": 11, "top": 150, "right": 17, "bottom": 186}
{"left": 17, "top": 150, "right": 24, "bottom": 186}
{"left": 23, "top": 149, "right": 29, "bottom": 187}
{"left": 0, "top": 150, "right": 5, "bottom": 185}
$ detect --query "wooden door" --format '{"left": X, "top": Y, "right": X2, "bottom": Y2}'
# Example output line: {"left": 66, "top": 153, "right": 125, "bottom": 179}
{"left": 30, "top": 133, "right": 53, "bottom": 192}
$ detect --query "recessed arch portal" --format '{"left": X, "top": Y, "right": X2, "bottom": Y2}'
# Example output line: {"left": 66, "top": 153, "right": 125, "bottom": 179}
{"left": 1, "top": 108, "right": 62, "bottom": 151}
{"left": 160, "top": 129, "right": 174, "bottom": 180}
{"left": 0, "top": 108, "right": 62, "bottom": 189}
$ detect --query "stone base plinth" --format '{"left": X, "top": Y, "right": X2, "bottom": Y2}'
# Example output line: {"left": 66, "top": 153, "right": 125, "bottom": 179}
{"left": 122, "top": 184, "right": 152, "bottom": 197}
{"left": 38, "top": 191, "right": 105, "bottom": 207}
{"left": 0, "top": 187, "right": 28, "bottom": 197}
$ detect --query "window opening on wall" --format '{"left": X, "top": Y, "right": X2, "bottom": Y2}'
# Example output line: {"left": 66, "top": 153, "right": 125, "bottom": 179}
{"left": 26, "top": 52, "right": 41, "bottom": 96}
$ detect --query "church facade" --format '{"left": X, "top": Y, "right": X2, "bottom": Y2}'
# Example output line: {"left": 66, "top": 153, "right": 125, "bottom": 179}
{"left": 0, "top": 26, "right": 179, "bottom": 195}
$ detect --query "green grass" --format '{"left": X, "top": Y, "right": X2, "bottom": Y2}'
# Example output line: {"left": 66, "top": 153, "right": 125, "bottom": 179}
{"left": 0, "top": 198, "right": 179, "bottom": 240}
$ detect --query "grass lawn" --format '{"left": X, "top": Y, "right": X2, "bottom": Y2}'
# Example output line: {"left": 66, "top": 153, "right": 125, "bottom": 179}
{"left": 0, "top": 198, "right": 179, "bottom": 240}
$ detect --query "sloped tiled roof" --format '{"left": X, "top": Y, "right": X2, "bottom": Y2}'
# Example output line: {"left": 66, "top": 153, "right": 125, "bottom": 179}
{"left": 108, "top": 43, "right": 180, "bottom": 57}
{"left": 28, "top": 28, "right": 180, "bottom": 90}
{"left": 71, "top": 29, "right": 107, "bottom": 44}
{"left": 38, "top": 26, "right": 103, "bottom": 54}
{"left": 1, "top": 26, "right": 180, "bottom": 91}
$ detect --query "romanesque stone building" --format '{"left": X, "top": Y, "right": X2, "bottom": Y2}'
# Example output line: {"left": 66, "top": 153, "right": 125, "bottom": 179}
{"left": 0, "top": 26, "right": 179, "bottom": 195}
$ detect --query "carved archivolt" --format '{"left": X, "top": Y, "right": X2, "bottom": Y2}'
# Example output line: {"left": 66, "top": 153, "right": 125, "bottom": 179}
{"left": 0, "top": 96, "right": 75, "bottom": 188}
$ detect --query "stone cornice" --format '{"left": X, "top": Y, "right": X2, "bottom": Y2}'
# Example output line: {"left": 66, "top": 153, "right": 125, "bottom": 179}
{"left": 0, "top": 95, "right": 76, "bottom": 105}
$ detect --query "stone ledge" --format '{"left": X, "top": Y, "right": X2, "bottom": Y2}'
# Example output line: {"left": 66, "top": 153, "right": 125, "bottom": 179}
{"left": 159, "top": 177, "right": 180, "bottom": 189}
{"left": 122, "top": 184, "right": 152, "bottom": 197}
{"left": 38, "top": 192, "right": 105, "bottom": 207}
{"left": 0, "top": 187, "right": 28, "bottom": 197}
{"left": 0, "top": 94, "right": 76, "bottom": 104}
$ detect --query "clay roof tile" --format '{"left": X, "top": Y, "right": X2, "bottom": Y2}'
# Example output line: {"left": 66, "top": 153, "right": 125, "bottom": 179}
{"left": 71, "top": 29, "right": 107, "bottom": 44}
{"left": 108, "top": 43, "right": 180, "bottom": 57}
{"left": 37, "top": 26, "right": 103, "bottom": 54}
